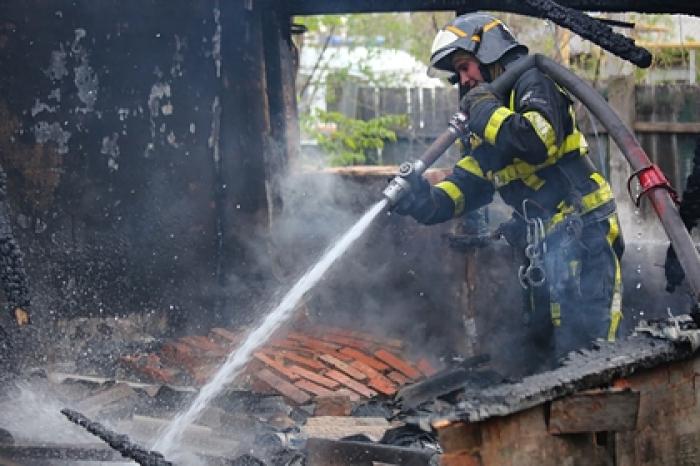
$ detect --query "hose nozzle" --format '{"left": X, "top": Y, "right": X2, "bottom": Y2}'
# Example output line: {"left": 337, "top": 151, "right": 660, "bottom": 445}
{"left": 382, "top": 161, "right": 426, "bottom": 206}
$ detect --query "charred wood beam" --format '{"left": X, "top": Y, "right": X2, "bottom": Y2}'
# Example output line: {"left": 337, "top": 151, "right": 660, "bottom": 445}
{"left": 61, "top": 409, "right": 173, "bottom": 466}
{"left": 0, "top": 444, "right": 123, "bottom": 462}
{"left": 287, "top": 0, "right": 700, "bottom": 16}
{"left": 306, "top": 438, "right": 438, "bottom": 466}
{"left": 523, "top": 0, "right": 651, "bottom": 67}
{"left": 0, "top": 165, "right": 30, "bottom": 316}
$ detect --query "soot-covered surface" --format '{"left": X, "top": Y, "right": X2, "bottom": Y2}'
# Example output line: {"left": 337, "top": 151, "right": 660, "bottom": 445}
{"left": 398, "top": 319, "right": 700, "bottom": 426}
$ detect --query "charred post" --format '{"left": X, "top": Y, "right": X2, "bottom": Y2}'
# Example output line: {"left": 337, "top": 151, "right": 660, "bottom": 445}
{"left": 61, "top": 408, "right": 173, "bottom": 466}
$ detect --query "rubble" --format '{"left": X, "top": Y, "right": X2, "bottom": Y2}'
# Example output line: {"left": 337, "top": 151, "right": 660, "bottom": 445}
{"left": 120, "top": 324, "right": 440, "bottom": 408}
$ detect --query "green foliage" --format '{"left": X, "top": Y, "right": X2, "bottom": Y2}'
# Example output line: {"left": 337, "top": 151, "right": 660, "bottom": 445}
{"left": 307, "top": 111, "right": 408, "bottom": 166}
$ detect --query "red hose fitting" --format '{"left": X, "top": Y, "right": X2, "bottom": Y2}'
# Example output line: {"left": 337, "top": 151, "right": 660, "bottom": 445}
{"left": 628, "top": 164, "right": 679, "bottom": 207}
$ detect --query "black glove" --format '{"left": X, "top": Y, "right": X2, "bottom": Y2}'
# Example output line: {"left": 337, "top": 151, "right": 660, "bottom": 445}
{"left": 390, "top": 173, "right": 435, "bottom": 223}
{"left": 664, "top": 245, "right": 685, "bottom": 293}
{"left": 459, "top": 84, "right": 501, "bottom": 139}
{"left": 494, "top": 214, "right": 527, "bottom": 251}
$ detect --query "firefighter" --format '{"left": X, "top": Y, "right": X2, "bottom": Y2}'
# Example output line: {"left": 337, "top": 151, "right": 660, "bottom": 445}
{"left": 394, "top": 13, "right": 624, "bottom": 361}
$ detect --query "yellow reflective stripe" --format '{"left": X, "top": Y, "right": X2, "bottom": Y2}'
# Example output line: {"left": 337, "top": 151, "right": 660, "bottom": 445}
{"left": 445, "top": 25, "right": 467, "bottom": 37}
{"left": 456, "top": 155, "right": 486, "bottom": 179}
{"left": 435, "top": 180, "right": 465, "bottom": 217}
{"left": 509, "top": 89, "right": 515, "bottom": 111}
{"left": 550, "top": 302, "right": 561, "bottom": 327}
{"left": 548, "top": 173, "right": 614, "bottom": 231}
{"left": 489, "top": 130, "right": 587, "bottom": 189}
{"left": 484, "top": 107, "right": 514, "bottom": 145}
{"left": 522, "top": 173, "right": 545, "bottom": 190}
{"left": 483, "top": 19, "right": 502, "bottom": 32}
{"left": 523, "top": 111, "right": 557, "bottom": 157}
{"left": 607, "top": 216, "right": 623, "bottom": 341}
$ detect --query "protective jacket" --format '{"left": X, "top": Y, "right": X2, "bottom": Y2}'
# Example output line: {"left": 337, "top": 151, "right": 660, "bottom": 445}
{"left": 407, "top": 65, "right": 624, "bottom": 351}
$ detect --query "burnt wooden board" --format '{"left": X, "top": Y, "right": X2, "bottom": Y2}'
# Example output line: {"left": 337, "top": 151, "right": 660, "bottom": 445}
{"left": 548, "top": 389, "right": 640, "bottom": 434}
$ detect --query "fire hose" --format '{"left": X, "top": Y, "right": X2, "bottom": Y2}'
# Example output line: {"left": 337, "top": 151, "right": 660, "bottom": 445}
{"left": 383, "top": 53, "right": 700, "bottom": 303}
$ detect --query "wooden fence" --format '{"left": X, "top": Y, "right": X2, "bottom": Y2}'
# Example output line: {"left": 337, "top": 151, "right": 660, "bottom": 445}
{"left": 326, "top": 83, "right": 700, "bottom": 189}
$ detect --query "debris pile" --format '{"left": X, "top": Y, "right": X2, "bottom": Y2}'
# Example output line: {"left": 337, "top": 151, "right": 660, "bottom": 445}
{"left": 120, "top": 324, "right": 440, "bottom": 406}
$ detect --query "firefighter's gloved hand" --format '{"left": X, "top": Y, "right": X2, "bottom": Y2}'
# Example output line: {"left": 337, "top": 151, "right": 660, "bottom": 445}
{"left": 459, "top": 84, "right": 501, "bottom": 139}
{"left": 664, "top": 245, "right": 685, "bottom": 293}
{"left": 494, "top": 215, "right": 527, "bottom": 251}
{"left": 13, "top": 307, "right": 30, "bottom": 326}
{"left": 390, "top": 174, "right": 434, "bottom": 223}
{"left": 459, "top": 83, "right": 499, "bottom": 116}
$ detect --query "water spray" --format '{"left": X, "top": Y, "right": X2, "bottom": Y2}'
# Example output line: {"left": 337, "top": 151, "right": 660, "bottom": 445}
{"left": 154, "top": 54, "right": 700, "bottom": 457}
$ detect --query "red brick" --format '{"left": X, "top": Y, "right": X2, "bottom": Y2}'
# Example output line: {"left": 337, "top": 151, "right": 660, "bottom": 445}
{"left": 387, "top": 371, "right": 408, "bottom": 385}
{"left": 350, "top": 361, "right": 397, "bottom": 396}
{"left": 317, "top": 326, "right": 404, "bottom": 349}
{"left": 315, "top": 333, "right": 374, "bottom": 351}
{"left": 374, "top": 349, "right": 421, "bottom": 380}
{"left": 325, "top": 370, "right": 376, "bottom": 398}
{"left": 339, "top": 347, "right": 391, "bottom": 371}
{"left": 294, "top": 379, "right": 335, "bottom": 397}
{"left": 290, "top": 365, "right": 340, "bottom": 389}
{"left": 275, "top": 350, "right": 326, "bottom": 370}
{"left": 314, "top": 394, "right": 353, "bottom": 416}
{"left": 286, "top": 332, "right": 341, "bottom": 351}
{"left": 209, "top": 328, "right": 241, "bottom": 346}
{"left": 252, "top": 352, "right": 300, "bottom": 381}
{"left": 161, "top": 341, "right": 198, "bottom": 370}
{"left": 267, "top": 338, "right": 305, "bottom": 351}
{"left": 335, "top": 388, "right": 361, "bottom": 402}
{"left": 255, "top": 369, "right": 311, "bottom": 405}
{"left": 416, "top": 357, "right": 439, "bottom": 377}
{"left": 181, "top": 335, "right": 229, "bottom": 357}
{"left": 119, "top": 354, "right": 179, "bottom": 384}
{"left": 320, "top": 354, "right": 367, "bottom": 381}
{"left": 191, "top": 364, "right": 218, "bottom": 386}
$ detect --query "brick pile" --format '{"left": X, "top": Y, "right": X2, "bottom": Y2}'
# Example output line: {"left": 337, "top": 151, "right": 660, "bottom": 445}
{"left": 119, "top": 325, "right": 439, "bottom": 405}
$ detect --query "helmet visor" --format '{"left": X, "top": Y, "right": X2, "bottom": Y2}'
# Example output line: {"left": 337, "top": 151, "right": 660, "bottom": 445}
{"left": 427, "top": 29, "right": 461, "bottom": 78}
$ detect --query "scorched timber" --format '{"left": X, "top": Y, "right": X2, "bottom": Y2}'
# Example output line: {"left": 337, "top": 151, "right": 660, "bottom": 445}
{"left": 423, "top": 332, "right": 698, "bottom": 425}
{"left": 286, "top": 0, "right": 700, "bottom": 16}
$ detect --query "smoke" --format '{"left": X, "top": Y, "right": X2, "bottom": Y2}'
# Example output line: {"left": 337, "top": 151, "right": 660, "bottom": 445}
{"left": 225, "top": 167, "right": 471, "bottom": 364}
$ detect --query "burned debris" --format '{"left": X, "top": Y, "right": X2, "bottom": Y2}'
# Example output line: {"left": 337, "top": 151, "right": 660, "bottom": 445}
{"left": 61, "top": 408, "right": 173, "bottom": 466}
{"left": 0, "top": 0, "right": 699, "bottom": 465}
{"left": 522, "top": 0, "right": 652, "bottom": 67}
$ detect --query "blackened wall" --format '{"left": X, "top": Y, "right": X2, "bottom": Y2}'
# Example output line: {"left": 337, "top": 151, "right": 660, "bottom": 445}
{"left": 0, "top": 1, "right": 290, "bottom": 330}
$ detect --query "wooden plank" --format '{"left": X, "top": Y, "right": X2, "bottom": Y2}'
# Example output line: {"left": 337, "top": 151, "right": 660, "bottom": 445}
{"left": 255, "top": 368, "right": 311, "bottom": 405}
{"left": 633, "top": 121, "right": 700, "bottom": 134}
{"left": 374, "top": 349, "right": 421, "bottom": 380}
{"left": 319, "top": 354, "right": 367, "bottom": 381}
{"left": 379, "top": 87, "right": 408, "bottom": 115}
{"left": 548, "top": 389, "right": 640, "bottom": 434}
{"left": 357, "top": 87, "right": 377, "bottom": 121}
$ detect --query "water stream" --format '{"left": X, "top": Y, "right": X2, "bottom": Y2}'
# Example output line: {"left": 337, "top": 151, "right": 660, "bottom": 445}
{"left": 153, "top": 199, "right": 388, "bottom": 456}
